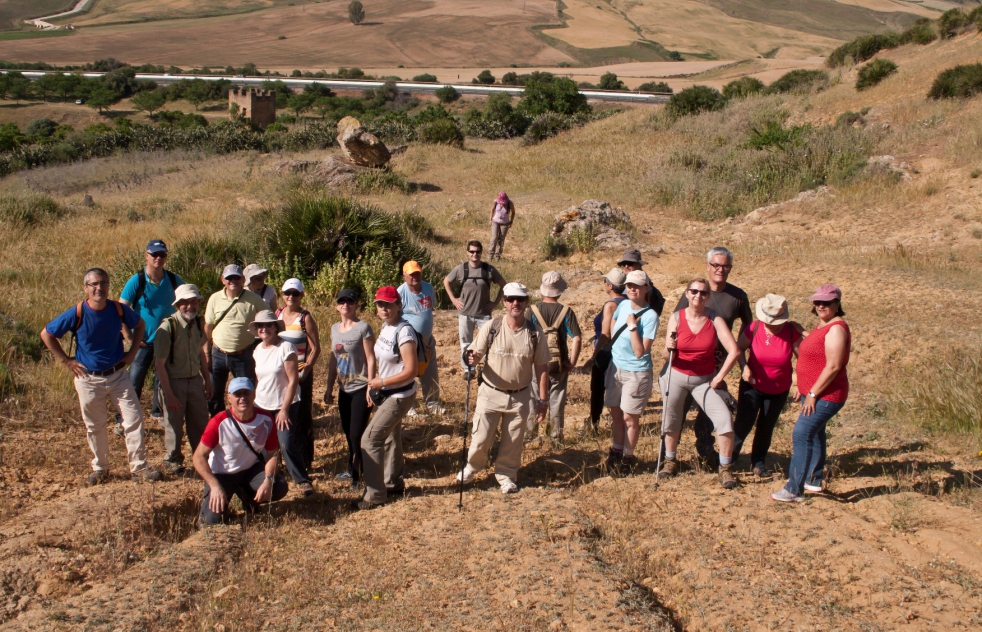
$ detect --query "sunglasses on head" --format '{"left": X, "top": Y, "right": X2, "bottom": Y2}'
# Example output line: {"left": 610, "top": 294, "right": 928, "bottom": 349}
{"left": 283, "top": 290, "right": 301, "bottom": 297}
{"left": 147, "top": 252, "right": 167, "bottom": 259}
{"left": 688, "top": 288, "right": 710, "bottom": 297}
{"left": 813, "top": 300, "right": 836, "bottom": 307}
{"left": 503, "top": 296, "right": 527, "bottom": 303}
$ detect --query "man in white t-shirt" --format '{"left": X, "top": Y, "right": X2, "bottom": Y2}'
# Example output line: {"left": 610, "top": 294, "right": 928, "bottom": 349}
{"left": 193, "top": 377, "right": 288, "bottom": 525}
{"left": 397, "top": 260, "right": 445, "bottom": 416}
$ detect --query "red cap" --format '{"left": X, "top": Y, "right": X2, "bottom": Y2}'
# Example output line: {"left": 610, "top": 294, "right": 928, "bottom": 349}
{"left": 374, "top": 286, "right": 399, "bottom": 303}
{"left": 809, "top": 284, "right": 841, "bottom": 302}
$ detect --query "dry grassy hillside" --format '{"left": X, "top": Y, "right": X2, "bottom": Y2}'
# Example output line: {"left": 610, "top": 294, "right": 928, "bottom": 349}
{"left": 0, "top": 29, "right": 981, "bottom": 632}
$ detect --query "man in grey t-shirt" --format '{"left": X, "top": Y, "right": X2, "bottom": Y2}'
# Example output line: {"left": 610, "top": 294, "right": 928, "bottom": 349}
{"left": 443, "top": 240, "right": 505, "bottom": 367}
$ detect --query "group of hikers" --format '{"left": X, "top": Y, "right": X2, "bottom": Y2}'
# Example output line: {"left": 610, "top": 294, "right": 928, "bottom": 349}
{"left": 40, "top": 225, "right": 850, "bottom": 523}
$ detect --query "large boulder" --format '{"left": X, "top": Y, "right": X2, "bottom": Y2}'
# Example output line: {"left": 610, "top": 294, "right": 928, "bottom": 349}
{"left": 551, "top": 200, "right": 634, "bottom": 251}
{"left": 337, "top": 116, "right": 391, "bottom": 167}
{"left": 268, "top": 156, "right": 361, "bottom": 188}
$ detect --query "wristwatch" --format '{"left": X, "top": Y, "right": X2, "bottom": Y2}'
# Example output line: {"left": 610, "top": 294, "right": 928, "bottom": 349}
{"left": 538, "top": 399, "right": 548, "bottom": 406}
{"left": 264, "top": 475, "right": 275, "bottom": 483}
{"left": 807, "top": 391, "right": 817, "bottom": 399}
{"left": 627, "top": 324, "right": 638, "bottom": 332}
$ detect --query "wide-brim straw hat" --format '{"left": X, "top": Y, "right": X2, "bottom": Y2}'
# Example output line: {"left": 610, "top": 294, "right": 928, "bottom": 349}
{"left": 248, "top": 309, "right": 285, "bottom": 335}
{"left": 756, "top": 293, "right": 789, "bottom": 325}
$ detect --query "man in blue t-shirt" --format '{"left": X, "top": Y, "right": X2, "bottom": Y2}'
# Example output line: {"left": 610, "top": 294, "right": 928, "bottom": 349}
{"left": 40, "top": 267, "right": 163, "bottom": 485}
{"left": 115, "top": 239, "right": 185, "bottom": 433}
{"left": 397, "top": 260, "right": 444, "bottom": 415}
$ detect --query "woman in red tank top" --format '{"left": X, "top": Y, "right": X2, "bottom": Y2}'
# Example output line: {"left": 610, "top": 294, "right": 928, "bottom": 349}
{"left": 659, "top": 278, "right": 742, "bottom": 489}
{"left": 772, "top": 284, "right": 850, "bottom": 503}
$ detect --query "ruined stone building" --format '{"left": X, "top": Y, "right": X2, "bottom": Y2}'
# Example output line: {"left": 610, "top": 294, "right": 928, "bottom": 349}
{"left": 228, "top": 88, "right": 276, "bottom": 128}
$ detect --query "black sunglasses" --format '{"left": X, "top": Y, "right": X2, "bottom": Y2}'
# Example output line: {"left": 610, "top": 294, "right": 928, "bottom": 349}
{"left": 503, "top": 296, "right": 527, "bottom": 303}
{"left": 147, "top": 252, "right": 167, "bottom": 259}
{"left": 688, "top": 288, "right": 710, "bottom": 297}
{"left": 283, "top": 290, "right": 301, "bottom": 297}
{"left": 468, "top": 250, "right": 482, "bottom": 255}
{"left": 813, "top": 300, "right": 836, "bottom": 307}
{"left": 337, "top": 298, "right": 354, "bottom": 305}
{"left": 255, "top": 322, "right": 276, "bottom": 329}
{"left": 225, "top": 275, "right": 243, "bottom": 281}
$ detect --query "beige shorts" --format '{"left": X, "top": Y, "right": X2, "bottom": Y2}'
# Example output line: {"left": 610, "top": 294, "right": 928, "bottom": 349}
{"left": 603, "top": 366, "right": 653, "bottom": 416}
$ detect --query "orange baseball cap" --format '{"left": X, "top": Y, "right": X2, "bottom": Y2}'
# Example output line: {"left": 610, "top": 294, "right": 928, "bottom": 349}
{"left": 402, "top": 260, "right": 423, "bottom": 274}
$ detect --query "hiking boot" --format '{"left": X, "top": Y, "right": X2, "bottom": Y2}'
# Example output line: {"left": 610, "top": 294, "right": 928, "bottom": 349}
{"left": 406, "top": 408, "right": 419, "bottom": 418}
{"left": 113, "top": 422, "right": 125, "bottom": 437}
{"left": 718, "top": 464, "right": 737, "bottom": 489}
{"left": 770, "top": 488, "right": 803, "bottom": 503}
{"left": 298, "top": 482, "right": 315, "bottom": 497}
{"left": 86, "top": 470, "right": 108, "bottom": 486}
{"left": 164, "top": 462, "right": 185, "bottom": 476}
{"left": 659, "top": 456, "right": 678, "bottom": 478}
{"left": 456, "top": 465, "right": 475, "bottom": 484}
{"left": 605, "top": 449, "right": 623, "bottom": 473}
{"left": 804, "top": 483, "right": 823, "bottom": 494}
{"left": 350, "top": 499, "right": 383, "bottom": 511}
{"left": 132, "top": 469, "right": 163, "bottom": 483}
{"left": 500, "top": 479, "right": 519, "bottom": 494}
{"left": 335, "top": 471, "right": 353, "bottom": 481}
{"left": 618, "top": 455, "right": 639, "bottom": 476}
{"left": 752, "top": 462, "right": 773, "bottom": 479}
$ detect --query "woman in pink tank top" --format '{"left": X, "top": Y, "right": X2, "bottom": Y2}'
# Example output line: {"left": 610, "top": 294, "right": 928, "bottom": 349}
{"left": 733, "top": 294, "right": 804, "bottom": 479}
{"left": 771, "top": 285, "right": 850, "bottom": 504}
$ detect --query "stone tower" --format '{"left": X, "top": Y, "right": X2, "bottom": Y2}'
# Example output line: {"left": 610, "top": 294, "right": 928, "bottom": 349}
{"left": 228, "top": 88, "right": 276, "bottom": 128}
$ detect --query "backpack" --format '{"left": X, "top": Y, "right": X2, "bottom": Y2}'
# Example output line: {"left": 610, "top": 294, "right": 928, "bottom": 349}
{"left": 477, "top": 316, "right": 541, "bottom": 386}
{"left": 133, "top": 270, "right": 179, "bottom": 312}
{"left": 391, "top": 320, "right": 429, "bottom": 378}
{"left": 162, "top": 313, "right": 203, "bottom": 365}
{"left": 461, "top": 262, "right": 491, "bottom": 284}
{"left": 530, "top": 304, "right": 569, "bottom": 375}
{"left": 69, "top": 300, "right": 124, "bottom": 359}
{"left": 274, "top": 307, "right": 308, "bottom": 335}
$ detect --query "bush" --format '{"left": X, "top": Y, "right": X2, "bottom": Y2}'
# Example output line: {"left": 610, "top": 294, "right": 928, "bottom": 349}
{"left": 746, "top": 120, "right": 809, "bottom": 150}
{"left": 768, "top": 69, "right": 829, "bottom": 94}
{"left": 26, "top": 118, "right": 58, "bottom": 138}
{"left": 666, "top": 85, "right": 727, "bottom": 118}
{"left": 826, "top": 33, "right": 900, "bottom": 68}
{"left": 0, "top": 192, "right": 68, "bottom": 226}
{"left": 355, "top": 168, "right": 410, "bottom": 194}
{"left": 836, "top": 111, "right": 866, "bottom": 127}
{"left": 722, "top": 77, "right": 765, "bottom": 99}
{"left": 856, "top": 59, "right": 898, "bottom": 90}
{"left": 474, "top": 70, "right": 495, "bottom": 85}
{"left": 418, "top": 118, "right": 464, "bottom": 147}
{"left": 434, "top": 86, "right": 460, "bottom": 103}
{"left": 522, "top": 113, "right": 568, "bottom": 145}
{"left": 938, "top": 8, "right": 970, "bottom": 39}
{"left": 637, "top": 81, "right": 672, "bottom": 94}
{"left": 900, "top": 20, "right": 937, "bottom": 45}
{"left": 412, "top": 73, "right": 438, "bottom": 82}
{"left": 928, "top": 63, "right": 982, "bottom": 99}
{"left": 518, "top": 74, "right": 590, "bottom": 116}
{"left": 598, "top": 72, "right": 626, "bottom": 91}
{"left": 501, "top": 72, "right": 520, "bottom": 85}
{"left": 167, "top": 235, "right": 252, "bottom": 297}
{"left": 348, "top": 0, "right": 365, "bottom": 24}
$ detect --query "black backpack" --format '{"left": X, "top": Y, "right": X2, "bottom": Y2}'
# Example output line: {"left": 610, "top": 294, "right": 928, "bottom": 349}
{"left": 461, "top": 262, "right": 491, "bottom": 284}
{"left": 133, "top": 270, "right": 179, "bottom": 311}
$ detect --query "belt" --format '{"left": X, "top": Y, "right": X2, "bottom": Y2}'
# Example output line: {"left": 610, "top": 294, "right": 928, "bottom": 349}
{"left": 484, "top": 383, "right": 529, "bottom": 395}
{"left": 89, "top": 361, "right": 126, "bottom": 377}
{"left": 214, "top": 346, "right": 251, "bottom": 357}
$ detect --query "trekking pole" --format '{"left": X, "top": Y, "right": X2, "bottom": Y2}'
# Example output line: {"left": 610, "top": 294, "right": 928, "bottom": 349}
{"left": 654, "top": 333, "right": 676, "bottom": 489}
{"left": 458, "top": 360, "right": 475, "bottom": 510}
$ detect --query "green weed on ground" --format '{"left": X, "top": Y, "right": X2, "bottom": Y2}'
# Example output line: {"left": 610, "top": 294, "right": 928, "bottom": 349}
{"left": 899, "top": 345, "right": 982, "bottom": 442}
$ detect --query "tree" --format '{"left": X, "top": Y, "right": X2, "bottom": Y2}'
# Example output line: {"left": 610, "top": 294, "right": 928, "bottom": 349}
{"left": 349, "top": 0, "right": 365, "bottom": 24}
{"left": 9, "top": 77, "right": 33, "bottom": 103}
{"left": 518, "top": 75, "right": 589, "bottom": 116}
{"left": 184, "top": 80, "right": 212, "bottom": 110}
{"left": 474, "top": 70, "right": 495, "bottom": 85}
{"left": 86, "top": 88, "right": 118, "bottom": 113}
{"left": 434, "top": 86, "right": 460, "bottom": 103}
{"left": 131, "top": 89, "right": 166, "bottom": 116}
{"left": 289, "top": 91, "right": 318, "bottom": 121}
{"left": 0, "top": 123, "right": 23, "bottom": 152}
{"left": 598, "top": 72, "right": 626, "bottom": 91}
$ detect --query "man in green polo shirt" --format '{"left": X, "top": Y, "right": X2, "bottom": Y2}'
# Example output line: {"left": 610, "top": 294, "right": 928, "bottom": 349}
{"left": 155, "top": 284, "right": 213, "bottom": 474}
{"left": 204, "top": 264, "right": 267, "bottom": 414}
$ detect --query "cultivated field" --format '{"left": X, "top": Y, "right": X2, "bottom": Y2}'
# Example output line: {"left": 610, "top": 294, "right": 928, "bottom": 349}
{"left": 1, "top": 21, "right": 982, "bottom": 632}
{"left": 0, "top": 0, "right": 76, "bottom": 30}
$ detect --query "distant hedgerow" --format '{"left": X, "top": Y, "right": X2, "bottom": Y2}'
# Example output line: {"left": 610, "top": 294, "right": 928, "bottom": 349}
{"left": 666, "top": 86, "right": 727, "bottom": 118}
{"left": 928, "top": 63, "right": 982, "bottom": 99}
{"left": 856, "top": 59, "right": 898, "bottom": 91}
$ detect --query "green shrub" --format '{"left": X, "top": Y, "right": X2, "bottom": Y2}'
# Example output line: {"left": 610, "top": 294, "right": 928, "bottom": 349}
{"left": 637, "top": 81, "right": 672, "bottom": 94}
{"left": 0, "top": 192, "right": 68, "bottom": 226}
{"left": 598, "top": 72, "right": 627, "bottom": 91}
{"left": 518, "top": 74, "right": 590, "bottom": 116}
{"left": 412, "top": 73, "right": 438, "bottom": 82}
{"left": 746, "top": 120, "right": 809, "bottom": 150}
{"left": 434, "top": 86, "right": 460, "bottom": 103}
{"left": 522, "top": 113, "right": 569, "bottom": 145}
{"left": 900, "top": 20, "right": 937, "bottom": 45}
{"left": 0, "top": 362, "right": 15, "bottom": 401}
{"left": 836, "top": 111, "right": 866, "bottom": 127}
{"left": 928, "top": 63, "right": 982, "bottom": 99}
{"left": 856, "top": 59, "right": 898, "bottom": 90}
{"left": 168, "top": 235, "right": 252, "bottom": 297}
{"left": 540, "top": 234, "right": 569, "bottom": 260}
{"left": 826, "top": 33, "right": 900, "bottom": 68}
{"left": 666, "top": 86, "right": 727, "bottom": 118}
{"left": 938, "top": 8, "right": 970, "bottom": 39}
{"left": 768, "top": 69, "right": 829, "bottom": 94}
{"left": 26, "top": 118, "right": 58, "bottom": 138}
{"left": 0, "top": 314, "right": 43, "bottom": 362}
{"left": 722, "top": 77, "right": 765, "bottom": 99}
{"left": 418, "top": 118, "right": 464, "bottom": 147}
{"left": 355, "top": 168, "right": 410, "bottom": 194}
{"left": 474, "top": 70, "right": 496, "bottom": 85}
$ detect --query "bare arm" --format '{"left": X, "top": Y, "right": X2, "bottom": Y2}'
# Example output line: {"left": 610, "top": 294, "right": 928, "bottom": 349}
{"left": 443, "top": 274, "right": 463, "bottom": 311}
{"left": 301, "top": 314, "right": 320, "bottom": 378}
{"left": 738, "top": 327, "right": 754, "bottom": 384}
{"left": 534, "top": 363, "right": 549, "bottom": 422}
{"left": 199, "top": 342, "right": 213, "bottom": 399}
{"left": 711, "top": 316, "right": 741, "bottom": 389}
{"left": 325, "top": 352, "right": 338, "bottom": 403}
{"left": 155, "top": 355, "right": 180, "bottom": 413}
{"left": 662, "top": 312, "right": 679, "bottom": 361}
{"left": 40, "top": 328, "right": 88, "bottom": 378}
{"left": 368, "top": 341, "right": 417, "bottom": 390}
{"left": 275, "top": 353, "right": 300, "bottom": 430}
{"left": 568, "top": 336, "right": 582, "bottom": 368}
{"left": 192, "top": 442, "right": 227, "bottom": 516}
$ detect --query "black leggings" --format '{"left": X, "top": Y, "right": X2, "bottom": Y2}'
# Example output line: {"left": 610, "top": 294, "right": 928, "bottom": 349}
{"left": 338, "top": 387, "right": 371, "bottom": 481}
{"left": 589, "top": 361, "right": 607, "bottom": 426}
{"left": 733, "top": 380, "right": 790, "bottom": 467}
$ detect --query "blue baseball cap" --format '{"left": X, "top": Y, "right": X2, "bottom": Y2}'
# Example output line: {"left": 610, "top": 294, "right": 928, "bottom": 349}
{"left": 227, "top": 377, "right": 255, "bottom": 394}
{"left": 146, "top": 239, "right": 168, "bottom": 254}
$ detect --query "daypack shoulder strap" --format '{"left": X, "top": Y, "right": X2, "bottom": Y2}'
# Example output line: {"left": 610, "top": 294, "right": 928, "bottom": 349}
{"left": 225, "top": 409, "right": 266, "bottom": 463}
{"left": 167, "top": 270, "right": 178, "bottom": 290}
{"left": 606, "top": 307, "right": 651, "bottom": 350}
{"left": 211, "top": 294, "right": 242, "bottom": 329}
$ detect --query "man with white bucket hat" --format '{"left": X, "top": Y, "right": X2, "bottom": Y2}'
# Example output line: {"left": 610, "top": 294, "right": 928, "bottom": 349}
{"left": 155, "top": 283, "right": 213, "bottom": 474}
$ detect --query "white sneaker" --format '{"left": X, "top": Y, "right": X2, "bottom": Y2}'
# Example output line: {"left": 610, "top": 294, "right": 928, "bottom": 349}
{"left": 456, "top": 465, "right": 475, "bottom": 484}
{"left": 426, "top": 404, "right": 447, "bottom": 415}
{"left": 803, "top": 483, "right": 823, "bottom": 493}
{"left": 500, "top": 479, "right": 518, "bottom": 494}
{"left": 406, "top": 408, "right": 419, "bottom": 418}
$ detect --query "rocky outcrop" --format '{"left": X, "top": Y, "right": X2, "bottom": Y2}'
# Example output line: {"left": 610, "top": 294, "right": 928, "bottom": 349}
{"left": 337, "top": 116, "right": 391, "bottom": 167}
{"left": 268, "top": 156, "right": 361, "bottom": 188}
{"left": 551, "top": 200, "right": 634, "bottom": 251}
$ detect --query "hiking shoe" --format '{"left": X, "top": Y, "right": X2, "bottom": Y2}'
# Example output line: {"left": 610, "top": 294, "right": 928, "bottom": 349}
{"left": 771, "top": 488, "right": 803, "bottom": 503}
{"left": 164, "top": 462, "right": 185, "bottom": 476}
{"left": 804, "top": 483, "right": 823, "bottom": 494}
{"left": 426, "top": 404, "right": 447, "bottom": 415}
{"left": 605, "top": 449, "right": 623, "bottom": 472}
{"left": 406, "top": 408, "right": 419, "bottom": 418}
{"left": 386, "top": 482, "right": 406, "bottom": 495}
{"left": 350, "top": 499, "right": 383, "bottom": 511}
{"left": 659, "top": 456, "right": 679, "bottom": 478}
{"left": 500, "top": 479, "right": 519, "bottom": 494}
{"left": 752, "top": 462, "right": 773, "bottom": 479}
{"left": 719, "top": 464, "right": 737, "bottom": 489}
{"left": 86, "top": 470, "right": 108, "bottom": 486}
{"left": 132, "top": 469, "right": 163, "bottom": 483}
{"left": 298, "top": 482, "right": 315, "bottom": 497}
{"left": 618, "top": 455, "right": 639, "bottom": 476}
{"left": 456, "top": 465, "right": 475, "bottom": 484}
{"left": 113, "top": 423, "right": 125, "bottom": 437}
{"left": 335, "top": 471, "right": 353, "bottom": 481}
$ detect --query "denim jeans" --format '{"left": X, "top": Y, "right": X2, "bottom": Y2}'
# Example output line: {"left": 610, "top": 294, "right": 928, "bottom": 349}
{"left": 784, "top": 398, "right": 845, "bottom": 496}
{"left": 273, "top": 401, "right": 309, "bottom": 484}
{"left": 298, "top": 369, "right": 314, "bottom": 466}
{"left": 458, "top": 314, "right": 490, "bottom": 367}
{"left": 115, "top": 344, "right": 161, "bottom": 424}
{"left": 208, "top": 347, "right": 257, "bottom": 415}
{"left": 733, "top": 380, "right": 789, "bottom": 467}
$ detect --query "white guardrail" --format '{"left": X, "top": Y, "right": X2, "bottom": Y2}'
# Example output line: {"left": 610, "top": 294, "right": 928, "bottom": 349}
{"left": 13, "top": 71, "right": 671, "bottom": 104}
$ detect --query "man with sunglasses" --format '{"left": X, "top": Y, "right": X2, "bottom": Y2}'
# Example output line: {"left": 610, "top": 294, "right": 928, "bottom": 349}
{"left": 458, "top": 282, "right": 551, "bottom": 494}
{"left": 672, "top": 246, "right": 752, "bottom": 469}
{"left": 204, "top": 264, "right": 268, "bottom": 415}
{"left": 443, "top": 240, "right": 506, "bottom": 368}
{"left": 113, "top": 239, "right": 185, "bottom": 436}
